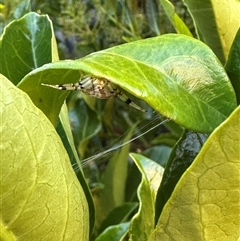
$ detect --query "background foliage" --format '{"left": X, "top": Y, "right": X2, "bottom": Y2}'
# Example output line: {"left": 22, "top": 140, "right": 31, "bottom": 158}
{"left": 0, "top": 0, "right": 239, "bottom": 240}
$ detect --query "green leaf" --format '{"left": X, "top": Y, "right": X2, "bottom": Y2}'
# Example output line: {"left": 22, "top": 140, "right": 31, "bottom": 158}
{"left": 56, "top": 103, "right": 95, "bottom": 234}
{"left": 19, "top": 67, "right": 80, "bottom": 125}
{"left": 68, "top": 97, "right": 101, "bottom": 158}
{"left": 129, "top": 154, "right": 164, "bottom": 241}
{"left": 151, "top": 132, "right": 180, "bottom": 147}
{"left": 159, "top": 0, "right": 193, "bottom": 36}
{"left": 143, "top": 145, "right": 172, "bottom": 167}
{"left": 0, "top": 0, "right": 31, "bottom": 35}
{"left": 19, "top": 34, "right": 237, "bottom": 132}
{"left": 93, "top": 124, "right": 137, "bottom": 230}
{"left": 155, "top": 131, "right": 208, "bottom": 223}
{"left": 8, "top": 0, "right": 31, "bottom": 20}
{"left": 0, "top": 75, "right": 89, "bottom": 240}
{"left": 98, "top": 203, "right": 138, "bottom": 234}
{"left": 225, "top": 28, "right": 240, "bottom": 105}
{"left": 184, "top": 0, "right": 240, "bottom": 63}
{"left": 0, "top": 12, "right": 54, "bottom": 84}
{"left": 95, "top": 222, "right": 130, "bottom": 241}
{"left": 146, "top": 0, "right": 161, "bottom": 35}
{"left": 149, "top": 106, "right": 240, "bottom": 240}
{"left": 57, "top": 103, "right": 82, "bottom": 168}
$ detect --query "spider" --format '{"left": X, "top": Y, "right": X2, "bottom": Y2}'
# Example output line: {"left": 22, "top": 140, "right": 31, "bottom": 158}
{"left": 42, "top": 75, "right": 146, "bottom": 112}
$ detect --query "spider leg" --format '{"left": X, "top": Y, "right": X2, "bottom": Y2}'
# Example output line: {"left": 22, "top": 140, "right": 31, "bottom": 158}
{"left": 108, "top": 82, "right": 146, "bottom": 112}
{"left": 41, "top": 76, "right": 95, "bottom": 91}
{"left": 79, "top": 76, "right": 95, "bottom": 89}
{"left": 41, "top": 82, "right": 83, "bottom": 90}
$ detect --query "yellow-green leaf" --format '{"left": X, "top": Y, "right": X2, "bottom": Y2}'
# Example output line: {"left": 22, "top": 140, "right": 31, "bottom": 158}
{"left": 160, "top": 0, "right": 193, "bottom": 36}
{"left": 149, "top": 106, "right": 240, "bottom": 240}
{"left": 0, "top": 75, "right": 89, "bottom": 241}
{"left": 129, "top": 154, "right": 164, "bottom": 241}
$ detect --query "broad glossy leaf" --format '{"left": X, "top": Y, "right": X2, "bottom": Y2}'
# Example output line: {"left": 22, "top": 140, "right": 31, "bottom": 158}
{"left": 19, "top": 34, "right": 237, "bottom": 132}
{"left": 155, "top": 131, "right": 208, "bottom": 222}
{"left": 0, "top": 75, "right": 89, "bottom": 240}
{"left": 0, "top": 12, "right": 53, "bottom": 84}
{"left": 129, "top": 154, "right": 164, "bottom": 241}
{"left": 92, "top": 34, "right": 236, "bottom": 121}
{"left": 184, "top": 0, "right": 240, "bottom": 63}
{"left": 19, "top": 66, "right": 80, "bottom": 125}
{"left": 225, "top": 28, "right": 240, "bottom": 104}
{"left": 0, "top": 12, "right": 63, "bottom": 125}
{"left": 149, "top": 106, "right": 240, "bottom": 240}
{"left": 159, "top": 0, "right": 193, "bottom": 36}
